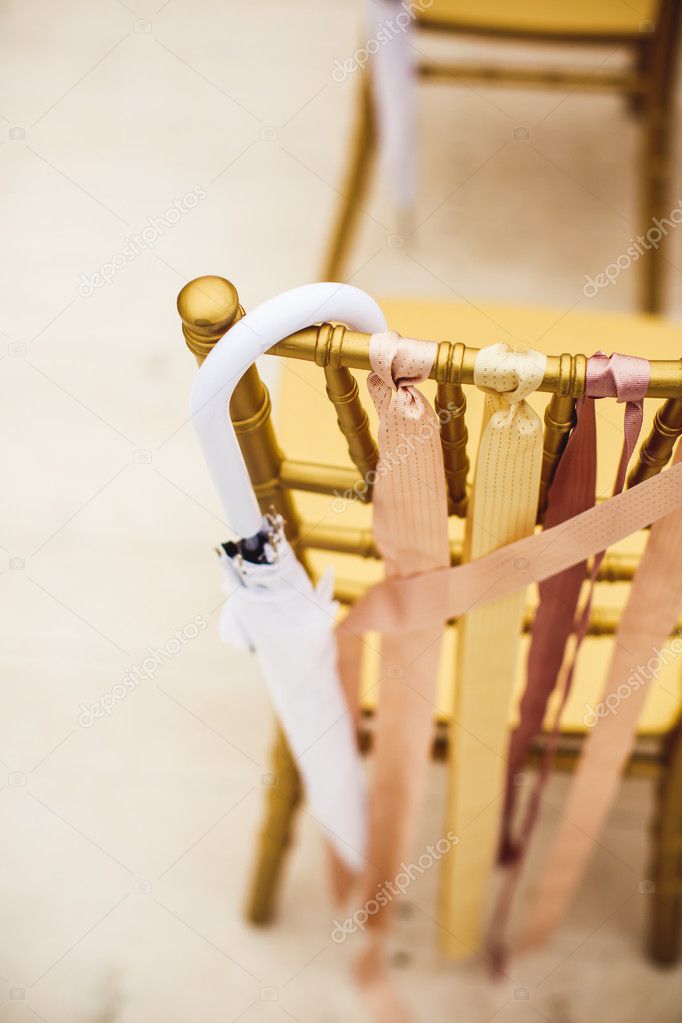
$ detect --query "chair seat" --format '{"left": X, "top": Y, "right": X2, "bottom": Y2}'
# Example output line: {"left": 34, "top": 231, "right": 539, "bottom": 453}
{"left": 417, "top": 0, "right": 657, "bottom": 40}
{"left": 274, "top": 296, "right": 682, "bottom": 737}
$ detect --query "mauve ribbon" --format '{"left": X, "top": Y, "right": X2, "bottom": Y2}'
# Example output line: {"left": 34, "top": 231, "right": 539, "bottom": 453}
{"left": 521, "top": 438, "right": 682, "bottom": 949}
{"left": 488, "top": 352, "right": 649, "bottom": 967}
{"left": 499, "top": 353, "right": 651, "bottom": 863}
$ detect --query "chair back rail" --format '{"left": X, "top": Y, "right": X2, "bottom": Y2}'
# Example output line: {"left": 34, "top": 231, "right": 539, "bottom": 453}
{"left": 177, "top": 276, "right": 682, "bottom": 603}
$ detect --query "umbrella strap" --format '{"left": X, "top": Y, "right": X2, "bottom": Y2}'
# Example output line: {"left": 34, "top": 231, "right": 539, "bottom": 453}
{"left": 438, "top": 343, "right": 546, "bottom": 957}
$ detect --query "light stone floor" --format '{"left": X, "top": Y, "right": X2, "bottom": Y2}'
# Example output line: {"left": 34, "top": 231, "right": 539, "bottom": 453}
{"left": 2, "top": 1, "right": 682, "bottom": 1021}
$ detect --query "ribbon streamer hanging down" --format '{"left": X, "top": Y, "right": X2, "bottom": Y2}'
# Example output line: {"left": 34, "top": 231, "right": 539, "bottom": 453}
{"left": 499, "top": 352, "right": 650, "bottom": 866}
{"left": 341, "top": 329, "right": 450, "bottom": 1023}
{"left": 439, "top": 343, "right": 546, "bottom": 957}
{"left": 336, "top": 440, "right": 682, "bottom": 959}
{"left": 488, "top": 351, "right": 650, "bottom": 967}
{"left": 522, "top": 440, "right": 682, "bottom": 949}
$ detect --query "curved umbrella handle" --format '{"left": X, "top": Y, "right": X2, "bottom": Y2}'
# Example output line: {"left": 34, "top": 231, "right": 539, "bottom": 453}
{"left": 190, "top": 283, "right": 388, "bottom": 538}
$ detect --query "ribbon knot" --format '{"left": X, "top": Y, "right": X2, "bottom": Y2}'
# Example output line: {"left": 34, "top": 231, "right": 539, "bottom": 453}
{"left": 474, "top": 342, "right": 546, "bottom": 404}
{"left": 586, "top": 350, "right": 650, "bottom": 402}
{"left": 369, "top": 329, "right": 437, "bottom": 395}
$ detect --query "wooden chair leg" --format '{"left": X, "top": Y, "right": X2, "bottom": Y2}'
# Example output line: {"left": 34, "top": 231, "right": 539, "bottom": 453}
{"left": 245, "top": 722, "right": 302, "bottom": 925}
{"left": 648, "top": 720, "right": 682, "bottom": 965}
{"left": 321, "top": 71, "right": 377, "bottom": 282}
{"left": 637, "top": 103, "right": 672, "bottom": 315}
{"left": 636, "top": 3, "right": 681, "bottom": 317}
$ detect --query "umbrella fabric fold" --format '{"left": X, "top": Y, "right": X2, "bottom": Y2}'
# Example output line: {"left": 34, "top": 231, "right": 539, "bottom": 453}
{"left": 219, "top": 515, "right": 367, "bottom": 873}
{"left": 366, "top": 0, "right": 418, "bottom": 216}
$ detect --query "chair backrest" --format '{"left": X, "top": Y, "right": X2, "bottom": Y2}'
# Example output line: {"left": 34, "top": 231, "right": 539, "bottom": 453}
{"left": 177, "top": 275, "right": 682, "bottom": 622}
{"left": 416, "top": 0, "right": 673, "bottom": 43}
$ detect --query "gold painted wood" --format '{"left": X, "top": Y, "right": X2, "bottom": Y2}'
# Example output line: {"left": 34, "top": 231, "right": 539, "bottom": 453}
{"left": 321, "top": 71, "right": 376, "bottom": 282}
{"left": 177, "top": 275, "right": 304, "bottom": 927}
{"left": 435, "top": 341, "right": 469, "bottom": 515}
{"left": 537, "top": 353, "right": 582, "bottom": 518}
{"left": 178, "top": 271, "right": 682, "bottom": 962}
{"left": 629, "top": 398, "right": 682, "bottom": 488}
{"left": 649, "top": 720, "right": 682, "bottom": 963}
{"left": 418, "top": 62, "right": 644, "bottom": 93}
{"left": 270, "top": 323, "right": 682, "bottom": 399}
{"left": 323, "top": 3, "right": 678, "bottom": 310}
{"left": 243, "top": 723, "right": 303, "bottom": 925}
{"left": 316, "top": 322, "right": 378, "bottom": 493}
{"left": 279, "top": 459, "right": 366, "bottom": 500}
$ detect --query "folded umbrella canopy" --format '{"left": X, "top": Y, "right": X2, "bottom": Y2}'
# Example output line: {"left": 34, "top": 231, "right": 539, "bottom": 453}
{"left": 190, "top": 283, "right": 388, "bottom": 874}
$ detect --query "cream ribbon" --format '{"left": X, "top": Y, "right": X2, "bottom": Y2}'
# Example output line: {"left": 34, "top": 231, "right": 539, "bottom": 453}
{"left": 439, "top": 342, "right": 546, "bottom": 956}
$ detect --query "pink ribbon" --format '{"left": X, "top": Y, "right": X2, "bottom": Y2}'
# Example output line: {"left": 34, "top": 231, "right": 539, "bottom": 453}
{"left": 499, "top": 353, "right": 650, "bottom": 859}
{"left": 522, "top": 439, "right": 682, "bottom": 948}
{"left": 490, "top": 352, "right": 649, "bottom": 965}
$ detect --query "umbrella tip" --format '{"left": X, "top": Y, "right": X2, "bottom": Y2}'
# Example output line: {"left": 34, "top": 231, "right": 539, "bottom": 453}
{"left": 177, "top": 275, "right": 242, "bottom": 361}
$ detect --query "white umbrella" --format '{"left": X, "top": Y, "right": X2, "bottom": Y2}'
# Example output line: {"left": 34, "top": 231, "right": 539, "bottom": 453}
{"left": 190, "top": 283, "right": 388, "bottom": 874}
{"left": 366, "top": 0, "right": 417, "bottom": 220}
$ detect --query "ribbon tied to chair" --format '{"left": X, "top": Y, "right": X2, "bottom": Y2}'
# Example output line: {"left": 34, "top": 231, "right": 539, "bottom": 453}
{"left": 439, "top": 341, "right": 547, "bottom": 956}
{"left": 340, "top": 329, "right": 450, "bottom": 1023}
{"left": 489, "top": 351, "right": 650, "bottom": 965}
{"left": 500, "top": 351, "right": 651, "bottom": 861}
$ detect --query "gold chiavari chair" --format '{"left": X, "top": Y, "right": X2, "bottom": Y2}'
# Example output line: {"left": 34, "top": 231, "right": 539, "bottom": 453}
{"left": 177, "top": 275, "right": 682, "bottom": 964}
{"left": 324, "top": 0, "right": 682, "bottom": 314}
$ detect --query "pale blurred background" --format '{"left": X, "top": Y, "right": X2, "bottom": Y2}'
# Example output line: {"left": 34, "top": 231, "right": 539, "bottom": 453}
{"left": 2, "top": 1, "right": 682, "bottom": 1021}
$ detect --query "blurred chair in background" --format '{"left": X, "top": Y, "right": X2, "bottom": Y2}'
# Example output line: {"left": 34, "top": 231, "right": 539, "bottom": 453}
{"left": 323, "top": 0, "right": 681, "bottom": 313}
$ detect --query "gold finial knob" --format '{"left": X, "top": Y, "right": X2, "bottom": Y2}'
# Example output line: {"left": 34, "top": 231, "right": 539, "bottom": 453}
{"left": 177, "top": 275, "right": 243, "bottom": 360}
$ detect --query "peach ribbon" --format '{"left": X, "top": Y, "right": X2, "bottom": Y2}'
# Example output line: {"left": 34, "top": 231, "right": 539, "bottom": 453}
{"left": 348, "top": 330, "right": 450, "bottom": 1022}
{"left": 338, "top": 458, "right": 682, "bottom": 637}
{"left": 336, "top": 341, "right": 682, "bottom": 969}
{"left": 338, "top": 438, "right": 682, "bottom": 964}
{"left": 521, "top": 439, "right": 682, "bottom": 948}
{"left": 439, "top": 343, "right": 546, "bottom": 956}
